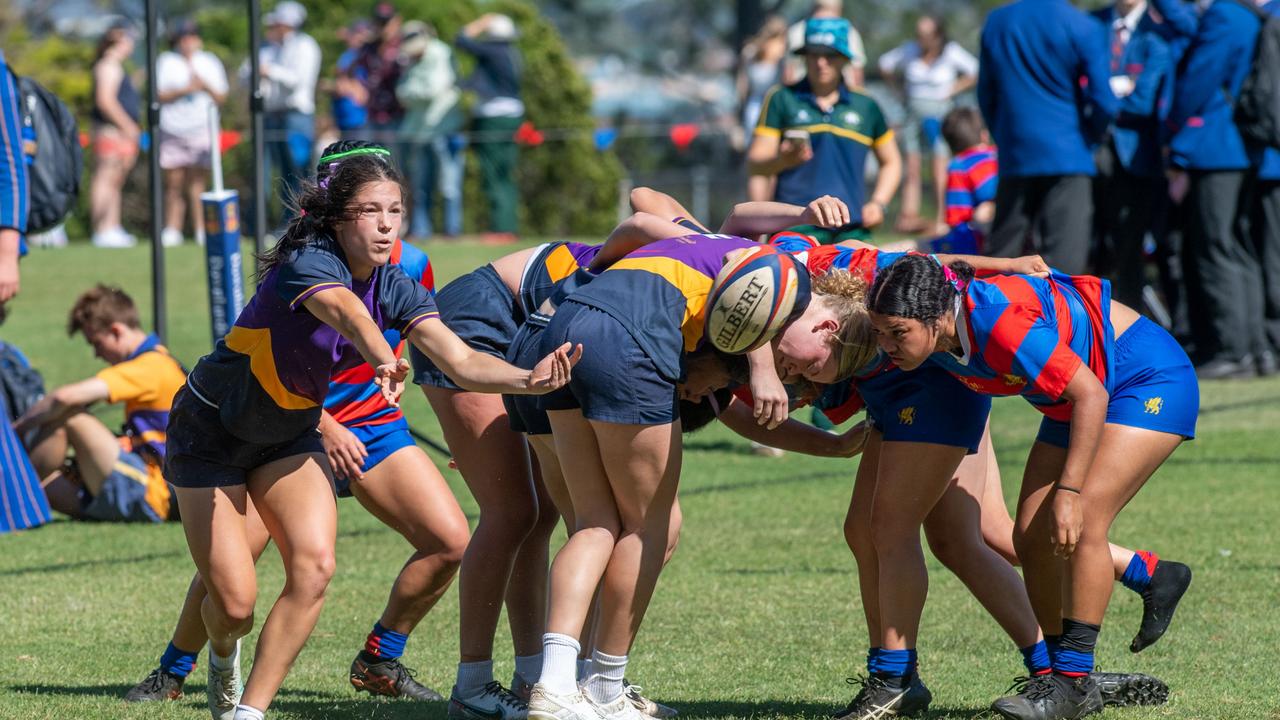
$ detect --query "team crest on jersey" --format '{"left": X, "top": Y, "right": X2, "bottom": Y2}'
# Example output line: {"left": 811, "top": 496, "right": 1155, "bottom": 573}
{"left": 898, "top": 406, "right": 916, "bottom": 425}
{"left": 1144, "top": 397, "right": 1163, "bottom": 415}
{"left": 962, "top": 378, "right": 983, "bottom": 391}
{"left": 1002, "top": 373, "right": 1026, "bottom": 387}
{"left": 843, "top": 111, "right": 861, "bottom": 126}
{"left": 796, "top": 109, "right": 812, "bottom": 122}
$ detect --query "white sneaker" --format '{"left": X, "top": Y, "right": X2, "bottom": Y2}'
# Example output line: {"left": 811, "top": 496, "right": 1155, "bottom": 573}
{"left": 162, "top": 228, "right": 185, "bottom": 247}
{"left": 206, "top": 640, "right": 243, "bottom": 720}
{"left": 450, "top": 681, "right": 529, "bottom": 720}
{"left": 528, "top": 683, "right": 603, "bottom": 720}
{"left": 591, "top": 693, "right": 646, "bottom": 720}
{"left": 92, "top": 227, "right": 137, "bottom": 248}
{"left": 624, "top": 681, "right": 678, "bottom": 718}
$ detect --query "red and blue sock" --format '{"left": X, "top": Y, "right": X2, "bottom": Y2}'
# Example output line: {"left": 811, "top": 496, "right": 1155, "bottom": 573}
{"left": 1019, "top": 640, "right": 1051, "bottom": 675}
{"left": 1121, "top": 550, "right": 1159, "bottom": 593}
{"left": 869, "top": 648, "right": 917, "bottom": 679}
{"left": 1052, "top": 619, "right": 1099, "bottom": 677}
{"left": 361, "top": 621, "right": 408, "bottom": 662}
{"left": 159, "top": 641, "right": 199, "bottom": 679}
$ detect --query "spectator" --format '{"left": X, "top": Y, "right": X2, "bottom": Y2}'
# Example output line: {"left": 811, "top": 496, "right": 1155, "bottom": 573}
{"left": 1252, "top": 1, "right": 1280, "bottom": 375}
{"left": 457, "top": 13, "right": 525, "bottom": 242}
{"left": 355, "top": 2, "right": 405, "bottom": 146}
{"left": 156, "top": 20, "right": 228, "bottom": 247}
{"left": 784, "top": 0, "right": 867, "bottom": 89}
{"left": 89, "top": 21, "right": 142, "bottom": 249}
{"left": 1167, "top": 0, "right": 1265, "bottom": 379}
{"left": 746, "top": 17, "right": 902, "bottom": 240}
{"left": 0, "top": 49, "right": 27, "bottom": 308}
{"left": 878, "top": 15, "right": 978, "bottom": 236}
{"left": 739, "top": 16, "right": 789, "bottom": 137}
{"left": 16, "top": 285, "right": 185, "bottom": 523}
{"left": 938, "top": 106, "right": 997, "bottom": 251}
{"left": 977, "top": 0, "right": 1117, "bottom": 275}
{"left": 1090, "top": 0, "right": 1174, "bottom": 310}
{"left": 397, "top": 20, "right": 464, "bottom": 240}
{"left": 0, "top": 383, "right": 49, "bottom": 534}
{"left": 257, "top": 1, "right": 321, "bottom": 213}
{"left": 329, "top": 19, "right": 373, "bottom": 140}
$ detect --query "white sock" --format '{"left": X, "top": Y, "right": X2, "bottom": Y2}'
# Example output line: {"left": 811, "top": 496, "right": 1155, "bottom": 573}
{"left": 576, "top": 657, "right": 591, "bottom": 682}
{"left": 513, "top": 653, "right": 543, "bottom": 686}
{"left": 455, "top": 659, "right": 494, "bottom": 696}
{"left": 232, "top": 705, "right": 264, "bottom": 720}
{"left": 541, "top": 633, "right": 581, "bottom": 696}
{"left": 583, "top": 649, "right": 628, "bottom": 705}
{"left": 209, "top": 641, "right": 237, "bottom": 670}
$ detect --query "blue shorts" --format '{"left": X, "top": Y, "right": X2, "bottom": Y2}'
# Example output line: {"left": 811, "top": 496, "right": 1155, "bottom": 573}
{"left": 1037, "top": 316, "right": 1199, "bottom": 448}
{"left": 504, "top": 315, "right": 553, "bottom": 435}
{"left": 920, "top": 223, "right": 982, "bottom": 256}
{"left": 537, "top": 301, "right": 678, "bottom": 426}
{"left": 858, "top": 364, "right": 992, "bottom": 453}
{"left": 332, "top": 417, "right": 417, "bottom": 497}
{"left": 81, "top": 450, "right": 165, "bottom": 523}
{"left": 412, "top": 264, "right": 520, "bottom": 390}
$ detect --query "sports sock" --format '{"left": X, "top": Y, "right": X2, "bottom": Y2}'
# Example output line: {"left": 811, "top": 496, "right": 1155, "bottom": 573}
{"left": 1121, "top": 550, "right": 1159, "bottom": 593}
{"left": 583, "top": 649, "right": 628, "bottom": 705}
{"left": 1019, "top": 640, "right": 1051, "bottom": 675}
{"left": 361, "top": 621, "right": 408, "bottom": 663}
{"left": 232, "top": 705, "right": 264, "bottom": 720}
{"left": 576, "top": 657, "right": 591, "bottom": 682}
{"left": 541, "top": 633, "right": 581, "bottom": 696}
{"left": 864, "top": 647, "right": 883, "bottom": 674}
{"left": 514, "top": 653, "right": 543, "bottom": 686}
{"left": 159, "top": 641, "right": 199, "bottom": 679}
{"left": 208, "top": 643, "right": 237, "bottom": 671}
{"left": 456, "top": 660, "right": 494, "bottom": 696}
{"left": 1053, "top": 619, "right": 1100, "bottom": 677}
{"left": 1044, "top": 634, "right": 1061, "bottom": 665}
{"left": 870, "top": 648, "right": 916, "bottom": 679}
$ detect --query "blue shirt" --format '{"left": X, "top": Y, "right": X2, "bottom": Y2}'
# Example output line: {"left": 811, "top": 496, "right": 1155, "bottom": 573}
{"left": 333, "top": 48, "right": 369, "bottom": 131}
{"left": 0, "top": 51, "right": 28, "bottom": 254}
{"left": 1169, "top": 0, "right": 1262, "bottom": 170}
{"left": 978, "top": 0, "right": 1119, "bottom": 177}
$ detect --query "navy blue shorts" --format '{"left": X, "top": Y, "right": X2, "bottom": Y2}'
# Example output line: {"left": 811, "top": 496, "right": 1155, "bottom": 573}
{"left": 412, "top": 264, "right": 520, "bottom": 390}
{"left": 504, "top": 315, "right": 553, "bottom": 435}
{"left": 331, "top": 417, "right": 417, "bottom": 497}
{"left": 1037, "top": 316, "right": 1199, "bottom": 448}
{"left": 859, "top": 364, "right": 992, "bottom": 453}
{"left": 81, "top": 450, "right": 166, "bottom": 523}
{"left": 165, "top": 386, "right": 325, "bottom": 489}
{"left": 537, "top": 301, "right": 679, "bottom": 426}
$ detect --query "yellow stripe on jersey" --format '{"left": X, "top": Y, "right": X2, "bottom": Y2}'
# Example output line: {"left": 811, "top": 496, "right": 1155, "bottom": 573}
{"left": 543, "top": 244, "right": 581, "bottom": 283}
{"left": 223, "top": 326, "right": 320, "bottom": 410}
{"left": 112, "top": 458, "right": 150, "bottom": 486}
{"left": 794, "top": 123, "right": 874, "bottom": 146}
{"left": 607, "top": 256, "right": 714, "bottom": 351}
{"left": 873, "top": 129, "right": 896, "bottom": 148}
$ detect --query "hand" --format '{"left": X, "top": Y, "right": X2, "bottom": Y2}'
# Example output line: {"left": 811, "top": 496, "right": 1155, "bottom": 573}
{"left": 801, "top": 195, "right": 851, "bottom": 228}
{"left": 750, "top": 369, "right": 789, "bottom": 429}
{"left": 1167, "top": 169, "right": 1190, "bottom": 204}
{"left": 0, "top": 250, "right": 19, "bottom": 304}
{"left": 832, "top": 420, "right": 870, "bottom": 457}
{"left": 778, "top": 138, "right": 814, "bottom": 169}
{"left": 1051, "top": 487, "right": 1084, "bottom": 557}
{"left": 322, "top": 421, "right": 369, "bottom": 483}
{"left": 188, "top": 72, "right": 206, "bottom": 94}
{"left": 528, "top": 342, "right": 583, "bottom": 392}
{"left": 374, "top": 357, "right": 411, "bottom": 407}
{"left": 1009, "top": 254, "right": 1051, "bottom": 278}
{"left": 860, "top": 201, "right": 886, "bottom": 229}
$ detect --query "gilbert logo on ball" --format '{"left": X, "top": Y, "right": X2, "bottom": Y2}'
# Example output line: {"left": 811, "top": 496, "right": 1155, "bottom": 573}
{"left": 707, "top": 246, "right": 812, "bottom": 354}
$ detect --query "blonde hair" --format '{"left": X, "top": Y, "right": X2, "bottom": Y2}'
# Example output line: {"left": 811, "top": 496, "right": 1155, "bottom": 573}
{"left": 811, "top": 269, "right": 877, "bottom": 380}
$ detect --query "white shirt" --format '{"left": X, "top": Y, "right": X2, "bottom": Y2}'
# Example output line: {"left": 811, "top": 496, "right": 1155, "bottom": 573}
{"left": 156, "top": 50, "right": 229, "bottom": 136}
{"left": 878, "top": 41, "right": 978, "bottom": 104}
{"left": 257, "top": 30, "right": 322, "bottom": 114}
{"left": 1113, "top": 2, "right": 1148, "bottom": 47}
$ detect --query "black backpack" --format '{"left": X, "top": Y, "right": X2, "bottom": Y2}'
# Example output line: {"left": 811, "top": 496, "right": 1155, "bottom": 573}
{"left": 0, "top": 340, "right": 44, "bottom": 424}
{"left": 8, "top": 69, "right": 83, "bottom": 234}
{"left": 1232, "top": 0, "right": 1280, "bottom": 149}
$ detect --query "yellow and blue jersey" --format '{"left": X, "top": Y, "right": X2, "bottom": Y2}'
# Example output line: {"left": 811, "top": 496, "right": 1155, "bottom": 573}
{"left": 96, "top": 334, "right": 186, "bottom": 461}
{"left": 517, "top": 241, "right": 603, "bottom": 317}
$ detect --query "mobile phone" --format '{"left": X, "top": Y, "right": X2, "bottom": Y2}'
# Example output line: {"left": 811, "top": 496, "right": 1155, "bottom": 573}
{"left": 783, "top": 128, "right": 811, "bottom": 151}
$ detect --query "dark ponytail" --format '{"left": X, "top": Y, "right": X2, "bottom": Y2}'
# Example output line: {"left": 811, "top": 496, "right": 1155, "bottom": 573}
{"left": 257, "top": 141, "right": 403, "bottom": 276}
{"left": 867, "top": 254, "right": 974, "bottom": 325}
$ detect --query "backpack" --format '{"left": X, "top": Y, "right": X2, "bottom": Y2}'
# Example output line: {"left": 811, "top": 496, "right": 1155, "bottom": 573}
{"left": 1232, "top": 0, "right": 1280, "bottom": 149}
{"left": 0, "top": 340, "right": 44, "bottom": 424}
{"left": 8, "top": 69, "right": 83, "bottom": 234}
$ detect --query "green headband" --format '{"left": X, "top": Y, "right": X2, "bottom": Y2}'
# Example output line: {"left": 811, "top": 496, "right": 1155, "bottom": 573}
{"left": 317, "top": 146, "right": 392, "bottom": 165}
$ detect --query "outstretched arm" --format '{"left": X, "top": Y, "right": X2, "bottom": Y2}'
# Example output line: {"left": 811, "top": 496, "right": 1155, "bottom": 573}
{"left": 719, "top": 394, "right": 868, "bottom": 457}
{"left": 303, "top": 288, "right": 409, "bottom": 405}
{"left": 719, "top": 196, "right": 851, "bottom": 238}
{"left": 587, "top": 212, "right": 692, "bottom": 272}
{"left": 409, "top": 317, "right": 580, "bottom": 395}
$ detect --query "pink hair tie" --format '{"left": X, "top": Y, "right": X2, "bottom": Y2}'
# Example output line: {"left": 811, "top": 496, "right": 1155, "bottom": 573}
{"left": 940, "top": 264, "right": 968, "bottom": 293}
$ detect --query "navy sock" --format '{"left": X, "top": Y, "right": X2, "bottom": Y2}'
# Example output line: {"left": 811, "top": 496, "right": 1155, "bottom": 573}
{"left": 870, "top": 648, "right": 916, "bottom": 679}
{"left": 1120, "top": 550, "right": 1159, "bottom": 593}
{"left": 1019, "top": 640, "right": 1051, "bottom": 675}
{"left": 159, "top": 641, "right": 199, "bottom": 679}
{"left": 1053, "top": 620, "right": 1099, "bottom": 677}
{"left": 1044, "top": 634, "right": 1061, "bottom": 665}
{"left": 362, "top": 621, "right": 409, "bottom": 661}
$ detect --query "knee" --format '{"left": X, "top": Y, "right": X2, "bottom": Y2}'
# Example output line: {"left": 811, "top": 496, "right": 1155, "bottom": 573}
{"left": 478, "top": 498, "right": 541, "bottom": 544}
{"left": 1011, "top": 522, "right": 1046, "bottom": 561}
{"left": 869, "top": 510, "right": 918, "bottom": 553}
{"left": 433, "top": 524, "right": 470, "bottom": 569}
{"left": 210, "top": 582, "right": 257, "bottom": 630}
{"left": 529, "top": 496, "right": 562, "bottom": 543}
{"left": 287, "top": 548, "right": 337, "bottom": 600}
{"left": 572, "top": 523, "right": 620, "bottom": 549}
{"left": 843, "top": 510, "right": 873, "bottom": 560}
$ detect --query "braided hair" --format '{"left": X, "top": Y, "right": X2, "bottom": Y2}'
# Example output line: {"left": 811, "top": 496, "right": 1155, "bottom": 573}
{"left": 866, "top": 254, "right": 975, "bottom": 325}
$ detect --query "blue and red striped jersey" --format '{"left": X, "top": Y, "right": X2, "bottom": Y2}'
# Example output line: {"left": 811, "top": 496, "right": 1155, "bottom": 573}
{"left": 945, "top": 144, "right": 998, "bottom": 227}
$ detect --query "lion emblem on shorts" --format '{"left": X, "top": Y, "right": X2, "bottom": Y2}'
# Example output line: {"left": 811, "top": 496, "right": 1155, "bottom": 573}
{"left": 898, "top": 406, "right": 916, "bottom": 425}
{"left": 1144, "top": 397, "right": 1163, "bottom": 415}
{"left": 1003, "top": 373, "right": 1026, "bottom": 387}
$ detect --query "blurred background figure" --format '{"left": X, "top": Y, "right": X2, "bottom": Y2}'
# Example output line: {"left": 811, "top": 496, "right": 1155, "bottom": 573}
{"left": 330, "top": 19, "right": 373, "bottom": 141}
{"left": 155, "top": 19, "right": 227, "bottom": 247}
{"left": 397, "top": 20, "right": 464, "bottom": 240}
{"left": 355, "top": 1, "right": 405, "bottom": 147}
{"left": 457, "top": 13, "right": 524, "bottom": 243}
{"left": 738, "top": 15, "right": 788, "bottom": 140}
{"left": 785, "top": 0, "right": 866, "bottom": 88}
{"left": 89, "top": 20, "right": 141, "bottom": 250}
{"left": 878, "top": 14, "right": 978, "bottom": 236}
{"left": 257, "top": 0, "right": 321, "bottom": 221}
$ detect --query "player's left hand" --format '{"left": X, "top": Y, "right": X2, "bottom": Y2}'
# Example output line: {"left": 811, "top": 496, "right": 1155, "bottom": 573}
{"left": 860, "top": 201, "right": 885, "bottom": 229}
{"left": 0, "top": 250, "right": 19, "bottom": 303}
{"left": 1011, "top": 254, "right": 1051, "bottom": 278}
{"left": 322, "top": 422, "right": 368, "bottom": 483}
{"left": 529, "top": 342, "right": 583, "bottom": 392}
{"left": 832, "top": 420, "right": 870, "bottom": 457}
{"left": 802, "top": 195, "right": 851, "bottom": 229}
{"left": 374, "top": 357, "right": 411, "bottom": 407}
{"left": 751, "top": 370, "right": 789, "bottom": 429}
{"left": 1051, "top": 488, "right": 1084, "bottom": 557}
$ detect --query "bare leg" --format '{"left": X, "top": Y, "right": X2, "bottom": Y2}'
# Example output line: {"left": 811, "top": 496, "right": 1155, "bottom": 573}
{"left": 898, "top": 151, "right": 923, "bottom": 228}
{"left": 843, "top": 431, "right": 883, "bottom": 648}
{"left": 186, "top": 168, "right": 207, "bottom": 243}
{"left": 163, "top": 168, "right": 186, "bottom": 234}
{"left": 930, "top": 150, "right": 949, "bottom": 229}
{"left": 61, "top": 413, "right": 126, "bottom": 496}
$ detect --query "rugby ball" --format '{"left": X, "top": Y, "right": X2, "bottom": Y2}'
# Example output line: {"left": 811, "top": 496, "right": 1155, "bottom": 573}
{"left": 706, "top": 246, "right": 811, "bottom": 354}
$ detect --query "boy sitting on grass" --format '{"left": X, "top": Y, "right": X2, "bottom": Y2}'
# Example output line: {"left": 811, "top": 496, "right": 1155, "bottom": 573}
{"left": 15, "top": 285, "right": 185, "bottom": 522}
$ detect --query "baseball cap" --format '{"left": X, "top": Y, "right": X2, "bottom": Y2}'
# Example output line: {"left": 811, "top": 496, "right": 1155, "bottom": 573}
{"left": 265, "top": 1, "right": 306, "bottom": 28}
{"left": 169, "top": 18, "right": 199, "bottom": 43}
{"left": 798, "top": 16, "right": 852, "bottom": 59}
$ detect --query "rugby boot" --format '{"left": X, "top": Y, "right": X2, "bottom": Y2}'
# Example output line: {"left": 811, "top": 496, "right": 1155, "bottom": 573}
{"left": 349, "top": 652, "right": 444, "bottom": 701}
{"left": 991, "top": 672, "right": 1102, "bottom": 720}
{"left": 124, "top": 667, "right": 185, "bottom": 702}
{"left": 832, "top": 673, "right": 932, "bottom": 719}
{"left": 1092, "top": 671, "right": 1169, "bottom": 707}
{"left": 1131, "top": 559, "right": 1192, "bottom": 652}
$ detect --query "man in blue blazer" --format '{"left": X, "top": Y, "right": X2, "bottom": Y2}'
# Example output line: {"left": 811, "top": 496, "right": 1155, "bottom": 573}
{"left": 1168, "top": 0, "right": 1265, "bottom": 379}
{"left": 1248, "top": 0, "right": 1280, "bottom": 376}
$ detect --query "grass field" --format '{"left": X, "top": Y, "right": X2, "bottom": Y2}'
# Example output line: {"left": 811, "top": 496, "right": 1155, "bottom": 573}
{"left": 2, "top": 242, "right": 1278, "bottom": 720}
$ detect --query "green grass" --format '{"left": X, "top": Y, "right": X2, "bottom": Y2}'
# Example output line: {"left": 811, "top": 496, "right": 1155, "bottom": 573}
{"left": 2, "top": 242, "right": 1279, "bottom": 719}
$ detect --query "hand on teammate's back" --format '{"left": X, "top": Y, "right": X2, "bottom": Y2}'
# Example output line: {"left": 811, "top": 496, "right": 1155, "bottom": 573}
{"left": 528, "top": 342, "right": 583, "bottom": 392}
{"left": 802, "top": 195, "right": 851, "bottom": 228}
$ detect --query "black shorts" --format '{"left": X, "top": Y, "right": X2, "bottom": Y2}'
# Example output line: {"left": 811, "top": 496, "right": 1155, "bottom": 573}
{"left": 412, "top": 264, "right": 520, "bottom": 390}
{"left": 504, "top": 315, "right": 553, "bottom": 435}
{"left": 165, "top": 386, "right": 325, "bottom": 489}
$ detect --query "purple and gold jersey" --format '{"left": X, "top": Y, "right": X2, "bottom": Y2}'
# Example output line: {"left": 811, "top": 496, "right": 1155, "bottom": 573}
{"left": 567, "top": 234, "right": 755, "bottom": 381}
{"left": 929, "top": 272, "right": 1114, "bottom": 422}
{"left": 189, "top": 237, "right": 439, "bottom": 443}
{"left": 517, "top": 242, "right": 603, "bottom": 317}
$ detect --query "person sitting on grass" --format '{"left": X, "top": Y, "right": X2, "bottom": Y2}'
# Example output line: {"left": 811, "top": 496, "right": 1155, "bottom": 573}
{"left": 15, "top": 285, "right": 186, "bottom": 523}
